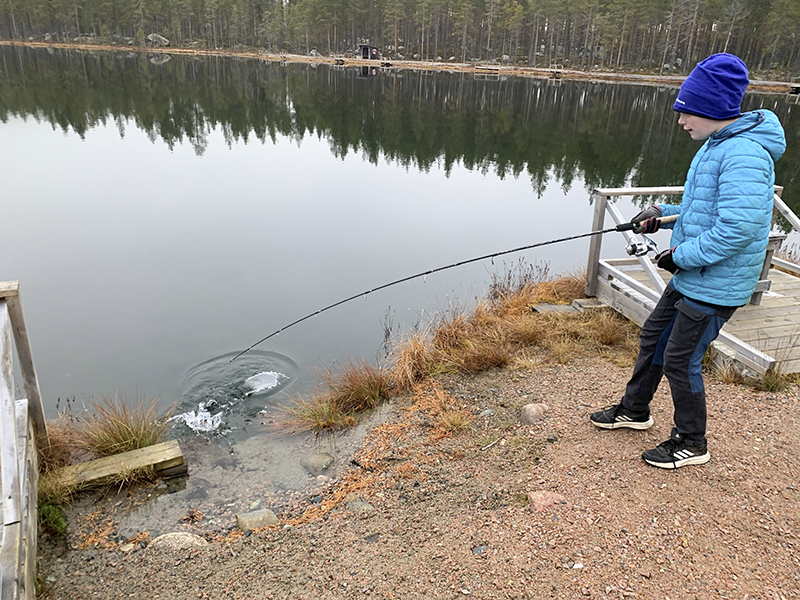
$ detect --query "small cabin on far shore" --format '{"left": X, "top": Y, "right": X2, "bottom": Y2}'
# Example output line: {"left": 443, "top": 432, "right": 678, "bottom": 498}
{"left": 358, "top": 44, "right": 379, "bottom": 60}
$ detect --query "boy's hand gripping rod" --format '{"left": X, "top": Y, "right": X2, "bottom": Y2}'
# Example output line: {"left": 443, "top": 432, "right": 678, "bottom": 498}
{"left": 229, "top": 213, "right": 679, "bottom": 363}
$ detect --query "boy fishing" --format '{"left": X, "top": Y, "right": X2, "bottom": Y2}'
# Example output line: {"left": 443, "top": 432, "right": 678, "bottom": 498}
{"left": 590, "top": 53, "right": 786, "bottom": 469}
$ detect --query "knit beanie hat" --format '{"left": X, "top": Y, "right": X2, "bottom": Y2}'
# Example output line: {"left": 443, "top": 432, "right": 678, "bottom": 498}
{"left": 673, "top": 53, "right": 749, "bottom": 120}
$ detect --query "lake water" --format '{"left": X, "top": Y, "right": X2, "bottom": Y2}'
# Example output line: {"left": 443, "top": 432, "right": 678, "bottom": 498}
{"left": 2, "top": 46, "right": 798, "bottom": 532}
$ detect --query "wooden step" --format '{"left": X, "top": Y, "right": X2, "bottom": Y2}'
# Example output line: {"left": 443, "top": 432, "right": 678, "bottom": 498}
{"left": 60, "top": 439, "right": 184, "bottom": 487}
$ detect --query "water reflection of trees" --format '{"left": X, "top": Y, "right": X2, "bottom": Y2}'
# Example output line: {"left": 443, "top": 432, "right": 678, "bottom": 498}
{"left": 1, "top": 46, "right": 797, "bottom": 210}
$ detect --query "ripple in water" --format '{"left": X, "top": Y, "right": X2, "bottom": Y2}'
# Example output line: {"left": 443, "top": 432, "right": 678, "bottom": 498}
{"left": 174, "top": 350, "right": 299, "bottom": 436}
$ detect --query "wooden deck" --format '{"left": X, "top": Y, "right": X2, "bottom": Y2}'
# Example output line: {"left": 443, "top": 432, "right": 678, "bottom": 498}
{"left": 604, "top": 257, "right": 800, "bottom": 374}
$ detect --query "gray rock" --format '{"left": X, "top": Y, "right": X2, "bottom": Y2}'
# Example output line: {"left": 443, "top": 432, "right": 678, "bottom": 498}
{"left": 300, "top": 452, "right": 335, "bottom": 475}
{"left": 520, "top": 403, "right": 547, "bottom": 424}
{"left": 479, "top": 409, "right": 496, "bottom": 418}
{"left": 149, "top": 532, "right": 208, "bottom": 551}
{"left": 346, "top": 501, "right": 376, "bottom": 515}
{"left": 236, "top": 509, "right": 278, "bottom": 531}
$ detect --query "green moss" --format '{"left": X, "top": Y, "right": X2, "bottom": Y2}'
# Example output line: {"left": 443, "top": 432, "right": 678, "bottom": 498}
{"left": 38, "top": 503, "right": 67, "bottom": 537}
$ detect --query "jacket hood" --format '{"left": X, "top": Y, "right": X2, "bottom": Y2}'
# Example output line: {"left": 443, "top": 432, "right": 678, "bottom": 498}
{"left": 711, "top": 109, "right": 786, "bottom": 162}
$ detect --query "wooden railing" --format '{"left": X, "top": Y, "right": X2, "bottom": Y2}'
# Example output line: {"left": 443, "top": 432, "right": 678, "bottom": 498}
{"left": 584, "top": 186, "right": 795, "bottom": 374}
{"left": 1, "top": 282, "right": 48, "bottom": 600}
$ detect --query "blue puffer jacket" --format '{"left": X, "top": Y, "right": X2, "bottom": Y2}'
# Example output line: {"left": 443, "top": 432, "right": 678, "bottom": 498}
{"left": 658, "top": 110, "right": 786, "bottom": 306}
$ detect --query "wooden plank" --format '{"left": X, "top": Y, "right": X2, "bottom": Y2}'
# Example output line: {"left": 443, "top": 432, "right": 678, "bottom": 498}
{"left": 1, "top": 521, "right": 21, "bottom": 600}
{"left": 5, "top": 295, "right": 48, "bottom": 451}
{"left": 598, "top": 262, "right": 661, "bottom": 303}
{"left": 0, "top": 282, "right": 18, "bottom": 300}
{"left": 597, "top": 261, "right": 775, "bottom": 373}
{"left": 774, "top": 194, "right": 800, "bottom": 231}
{"left": 732, "top": 328, "right": 800, "bottom": 349}
{"left": 595, "top": 278, "right": 654, "bottom": 326}
{"left": 1, "top": 303, "right": 21, "bottom": 527}
{"left": 59, "top": 440, "right": 184, "bottom": 487}
{"left": 595, "top": 186, "right": 684, "bottom": 197}
{"left": 772, "top": 257, "right": 800, "bottom": 276}
{"left": 14, "top": 402, "right": 36, "bottom": 600}
{"left": 585, "top": 191, "right": 607, "bottom": 298}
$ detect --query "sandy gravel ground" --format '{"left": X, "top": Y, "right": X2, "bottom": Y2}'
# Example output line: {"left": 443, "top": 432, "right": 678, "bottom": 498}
{"left": 39, "top": 354, "right": 800, "bottom": 600}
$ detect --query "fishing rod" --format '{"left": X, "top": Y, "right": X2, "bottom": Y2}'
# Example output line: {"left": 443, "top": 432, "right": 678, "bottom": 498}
{"left": 229, "top": 214, "right": 678, "bottom": 363}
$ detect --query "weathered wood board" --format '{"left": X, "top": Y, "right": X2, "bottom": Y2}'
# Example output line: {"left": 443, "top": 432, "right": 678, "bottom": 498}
{"left": 60, "top": 440, "right": 184, "bottom": 488}
{"left": 604, "top": 258, "right": 800, "bottom": 374}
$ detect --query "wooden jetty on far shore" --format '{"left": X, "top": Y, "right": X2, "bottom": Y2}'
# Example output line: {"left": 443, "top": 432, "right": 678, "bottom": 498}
{"left": 585, "top": 186, "right": 800, "bottom": 375}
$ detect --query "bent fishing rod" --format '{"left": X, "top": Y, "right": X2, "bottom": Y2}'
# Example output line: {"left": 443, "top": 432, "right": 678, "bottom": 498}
{"left": 229, "top": 214, "right": 678, "bottom": 363}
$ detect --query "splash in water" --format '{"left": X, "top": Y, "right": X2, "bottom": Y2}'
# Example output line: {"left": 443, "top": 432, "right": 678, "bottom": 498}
{"left": 175, "top": 350, "right": 298, "bottom": 436}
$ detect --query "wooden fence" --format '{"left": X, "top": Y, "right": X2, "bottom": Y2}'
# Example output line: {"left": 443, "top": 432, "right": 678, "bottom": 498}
{"left": 585, "top": 186, "right": 799, "bottom": 375}
{"left": 1, "top": 282, "right": 48, "bottom": 600}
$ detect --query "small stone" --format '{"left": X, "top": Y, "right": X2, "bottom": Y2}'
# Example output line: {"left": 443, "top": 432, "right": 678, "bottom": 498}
{"left": 346, "top": 501, "right": 376, "bottom": 515}
{"left": 236, "top": 509, "right": 279, "bottom": 531}
{"left": 528, "top": 490, "right": 566, "bottom": 512}
{"left": 300, "top": 452, "right": 335, "bottom": 475}
{"left": 471, "top": 545, "right": 488, "bottom": 555}
{"left": 149, "top": 532, "right": 208, "bottom": 551}
{"left": 249, "top": 500, "right": 262, "bottom": 510}
{"left": 520, "top": 403, "right": 547, "bottom": 424}
{"left": 479, "top": 409, "right": 496, "bottom": 417}
{"left": 119, "top": 543, "right": 136, "bottom": 553}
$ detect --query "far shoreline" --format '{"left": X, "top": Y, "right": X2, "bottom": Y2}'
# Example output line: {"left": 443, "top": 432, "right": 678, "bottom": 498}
{"left": 1, "top": 39, "right": 793, "bottom": 94}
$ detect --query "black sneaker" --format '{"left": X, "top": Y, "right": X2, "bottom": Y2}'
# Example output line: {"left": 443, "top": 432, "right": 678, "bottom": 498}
{"left": 590, "top": 402, "right": 653, "bottom": 430}
{"left": 642, "top": 429, "right": 710, "bottom": 469}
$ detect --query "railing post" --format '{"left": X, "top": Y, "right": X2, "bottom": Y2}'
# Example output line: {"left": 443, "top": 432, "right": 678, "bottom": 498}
{"left": 0, "top": 301, "right": 21, "bottom": 527}
{"left": 0, "top": 283, "right": 48, "bottom": 450}
{"left": 585, "top": 190, "right": 607, "bottom": 297}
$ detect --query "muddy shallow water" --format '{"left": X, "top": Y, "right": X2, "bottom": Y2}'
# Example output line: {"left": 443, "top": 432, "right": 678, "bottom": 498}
{"left": 67, "top": 404, "right": 391, "bottom": 540}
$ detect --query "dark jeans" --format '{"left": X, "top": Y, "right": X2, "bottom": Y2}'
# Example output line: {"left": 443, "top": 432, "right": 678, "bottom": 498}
{"left": 621, "top": 281, "right": 736, "bottom": 445}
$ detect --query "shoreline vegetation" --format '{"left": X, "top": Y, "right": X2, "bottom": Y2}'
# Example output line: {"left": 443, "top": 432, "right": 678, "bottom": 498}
{"left": 0, "top": 39, "right": 793, "bottom": 94}
{"left": 285, "top": 263, "right": 798, "bottom": 435}
{"left": 37, "top": 394, "right": 174, "bottom": 536}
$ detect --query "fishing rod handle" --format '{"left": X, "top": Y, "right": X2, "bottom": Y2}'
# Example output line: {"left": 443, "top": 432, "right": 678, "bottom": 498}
{"left": 616, "top": 214, "right": 679, "bottom": 232}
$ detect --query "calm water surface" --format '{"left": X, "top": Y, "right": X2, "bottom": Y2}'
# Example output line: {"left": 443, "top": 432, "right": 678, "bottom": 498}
{"left": 2, "top": 47, "right": 798, "bottom": 531}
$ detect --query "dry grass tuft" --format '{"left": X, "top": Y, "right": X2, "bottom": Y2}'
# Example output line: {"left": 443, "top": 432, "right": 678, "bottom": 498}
{"left": 285, "top": 395, "right": 358, "bottom": 432}
{"left": 285, "top": 360, "right": 392, "bottom": 433}
{"left": 321, "top": 360, "right": 393, "bottom": 413}
{"left": 754, "top": 367, "right": 799, "bottom": 392}
{"left": 38, "top": 412, "right": 85, "bottom": 475}
{"left": 545, "top": 335, "right": 583, "bottom": 364}
{"left": 585, "top": 310, "right": 628, "bottom": 346}
{"left": 77, "top": 394, "right": 173, "bottom": 457}
{"left": 530, "top": 272, "right": 587, "bottom": 305}
{"left": 393, "top": 330, "right": 436, "bottom": 390}
{"left": 712, "top": 360, "right": 746, "bottom": 385}
{"left": 436, "top": 407, "right": 474, "bottom": 434}
{"left": 508, "top": 348, "right": 545, "bottom": 371}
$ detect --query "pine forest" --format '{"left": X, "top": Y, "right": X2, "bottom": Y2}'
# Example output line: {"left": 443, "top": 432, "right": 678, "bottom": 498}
{"left": 2, "top": 0, "right": 800, "bottom": 78}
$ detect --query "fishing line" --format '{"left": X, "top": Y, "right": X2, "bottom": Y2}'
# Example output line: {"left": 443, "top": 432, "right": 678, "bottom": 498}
{"left": 229, "top": 215, "right": 675, "bottom": 363}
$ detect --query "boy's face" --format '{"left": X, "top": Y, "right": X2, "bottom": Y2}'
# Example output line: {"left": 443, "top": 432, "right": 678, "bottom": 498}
{"left": 677, "top": 113, "right": 724, "bottom": 141}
